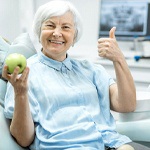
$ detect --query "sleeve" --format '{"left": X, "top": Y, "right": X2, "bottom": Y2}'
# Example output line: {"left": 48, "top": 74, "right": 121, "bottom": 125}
{"left": 92, "top": 63, "right": 116, "bottom": 125}
{"left": 4, "top": 83, "right": 15, "bottom": 119}
{"left": 4, "top": 82, "right": 40, "bottom": 122}
{"left": 78, "top": 59, "right": 115, "bottom": 87}
{"left": 92, "top": 63, "right": 115, "bottom": 87}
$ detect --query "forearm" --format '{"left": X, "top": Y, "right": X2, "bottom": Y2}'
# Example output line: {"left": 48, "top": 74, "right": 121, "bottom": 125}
{"left": 10, "top": 94, "right": 35, "bottom": 147}
{"left": 113, "top": 57, "right": 136, "bottom": 112}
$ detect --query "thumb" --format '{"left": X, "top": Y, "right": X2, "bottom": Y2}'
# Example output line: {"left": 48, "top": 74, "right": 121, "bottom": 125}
{"left": 109, "top": 27, "right": 116, "bottom": 39}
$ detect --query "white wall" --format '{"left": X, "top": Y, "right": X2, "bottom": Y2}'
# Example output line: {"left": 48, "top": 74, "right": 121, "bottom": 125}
{"left": 0, "top": 0, "right": 35, "bottom": 42}
{"left": 0, "top": 0, "right": 21, "bottom": 41}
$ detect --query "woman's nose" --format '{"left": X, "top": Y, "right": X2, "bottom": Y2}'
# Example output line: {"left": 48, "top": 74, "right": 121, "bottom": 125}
{"left": 52, "top": 28, "right": 62, "bottom": 38}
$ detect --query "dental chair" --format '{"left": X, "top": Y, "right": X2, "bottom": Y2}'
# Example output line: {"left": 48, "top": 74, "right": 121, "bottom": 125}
{"left": 115, "top": 91, "right": 150, "bottom": 148}
{"left": 0, "top": 34, "right": 150, "bottom": 149}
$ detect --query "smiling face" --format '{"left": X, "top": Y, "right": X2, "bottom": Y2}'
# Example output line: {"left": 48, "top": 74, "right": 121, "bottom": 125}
{"left": 40, "top": 11, "right": 76, "bottom": 61}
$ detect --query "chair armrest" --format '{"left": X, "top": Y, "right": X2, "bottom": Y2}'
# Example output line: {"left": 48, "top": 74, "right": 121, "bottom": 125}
{"left": 116, "top": 118, "right": 150, "bottom": 142}
{"left": 114, "top": 91, "right": 150, "bottom": 142}
{"left": 0, "top": 106, "right": 28, "bottom": 150}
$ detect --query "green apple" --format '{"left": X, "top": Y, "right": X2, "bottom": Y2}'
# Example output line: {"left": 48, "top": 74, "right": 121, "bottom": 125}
{"left": 5, "top": 53, "right": 27, "bottom": 74}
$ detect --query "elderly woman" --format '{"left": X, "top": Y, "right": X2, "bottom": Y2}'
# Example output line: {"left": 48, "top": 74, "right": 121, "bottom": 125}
{"left": 2, "top": 0, "right": 150, "bottom": 150}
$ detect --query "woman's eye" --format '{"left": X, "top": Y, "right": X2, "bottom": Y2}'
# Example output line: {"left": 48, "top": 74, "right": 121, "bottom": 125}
{"left": 62, "top": 26, "right": 70, "bottom": 29}
{"left": 47, "top": 24, "right": 54, "bottom": 28}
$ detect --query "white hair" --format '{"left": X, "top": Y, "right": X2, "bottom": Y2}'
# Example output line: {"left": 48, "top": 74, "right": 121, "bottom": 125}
{"left": 32, "top": 0, "right": 83, "bottom": 44}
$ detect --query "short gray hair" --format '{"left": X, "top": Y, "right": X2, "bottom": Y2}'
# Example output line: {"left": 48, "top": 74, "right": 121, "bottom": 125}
{"left": 32, "top": 0, "right": 83, "bottom": 44}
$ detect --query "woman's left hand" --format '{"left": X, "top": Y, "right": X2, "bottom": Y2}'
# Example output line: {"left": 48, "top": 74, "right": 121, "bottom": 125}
{"left": 97, "top": 27, "right": 124, "bottom": 62}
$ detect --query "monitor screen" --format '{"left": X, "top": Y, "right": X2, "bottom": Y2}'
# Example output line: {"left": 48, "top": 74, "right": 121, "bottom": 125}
{"left": 99, "top": 0, "right": 150, "bottom": 41}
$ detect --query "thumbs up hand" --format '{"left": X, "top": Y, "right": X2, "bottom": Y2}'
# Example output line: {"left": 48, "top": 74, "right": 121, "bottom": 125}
{"left": 98, "top": 27, "right": 124, "bottom": 62}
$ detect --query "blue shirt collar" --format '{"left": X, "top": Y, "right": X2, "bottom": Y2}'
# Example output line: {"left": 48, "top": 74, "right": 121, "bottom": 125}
{"left": 38, "top": 51, "right": 72, "bottom": 71}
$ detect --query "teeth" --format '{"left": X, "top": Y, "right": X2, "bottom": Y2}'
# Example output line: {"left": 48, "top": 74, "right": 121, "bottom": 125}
{"left": 50, "top": 40, "right": 64, "bottom": 44}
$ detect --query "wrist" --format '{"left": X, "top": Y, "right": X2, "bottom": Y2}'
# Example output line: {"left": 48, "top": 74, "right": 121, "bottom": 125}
{"left": 113, "top": 53, "right": 126, "bottom": 63}
{"left": 15, "top": 92, "right": 28, "bottom": 100}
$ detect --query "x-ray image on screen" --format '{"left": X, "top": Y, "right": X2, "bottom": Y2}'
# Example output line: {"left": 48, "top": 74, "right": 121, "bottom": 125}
{"left": 99, "top": 1, "right": 149, "bottom": 40}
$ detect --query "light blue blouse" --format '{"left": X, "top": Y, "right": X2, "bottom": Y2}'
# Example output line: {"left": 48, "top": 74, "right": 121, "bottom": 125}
{"left": 4, "top": 51, "right": 131, "bottom": 150}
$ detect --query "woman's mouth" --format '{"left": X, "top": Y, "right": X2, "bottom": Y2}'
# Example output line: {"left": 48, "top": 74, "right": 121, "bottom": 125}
{"left": 49, "top": 40, "right": 65, "bottom": 45}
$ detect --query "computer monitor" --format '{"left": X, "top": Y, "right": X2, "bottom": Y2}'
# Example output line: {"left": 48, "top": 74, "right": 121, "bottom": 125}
{"left": 99, "top": 0, "right": 150, "bottom": 41}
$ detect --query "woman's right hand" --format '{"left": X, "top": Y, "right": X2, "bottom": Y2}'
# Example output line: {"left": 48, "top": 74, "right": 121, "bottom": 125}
{"left": 2, "top": 65, "right": 29, "bottom": 95}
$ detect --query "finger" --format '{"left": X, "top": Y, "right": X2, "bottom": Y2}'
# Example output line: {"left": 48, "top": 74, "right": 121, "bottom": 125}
{"left": 98, "top": 46, "right": 107, "bottom": 54}
{"left": 2, "top": 65, "right": 10, "bottom": 80}
{"left": 20, "top": 67, "right": 29, "bottom": 81}
{"left": 98, "top": 41, "right": 110, "bottom": 49}
{"left": 98, "top": 42, "right": 105, "bottom": 48}
{"left": 98, "top": 49, "right": 107, "bottom": 57}
{"left": 109, "top": 27, "right": 116, "bottom": 39}
{"left": 98, "top": 38, "right": 111, "bottom": 43}
{"left": 11, "top": 67, "right": 20, "bottom": 82}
